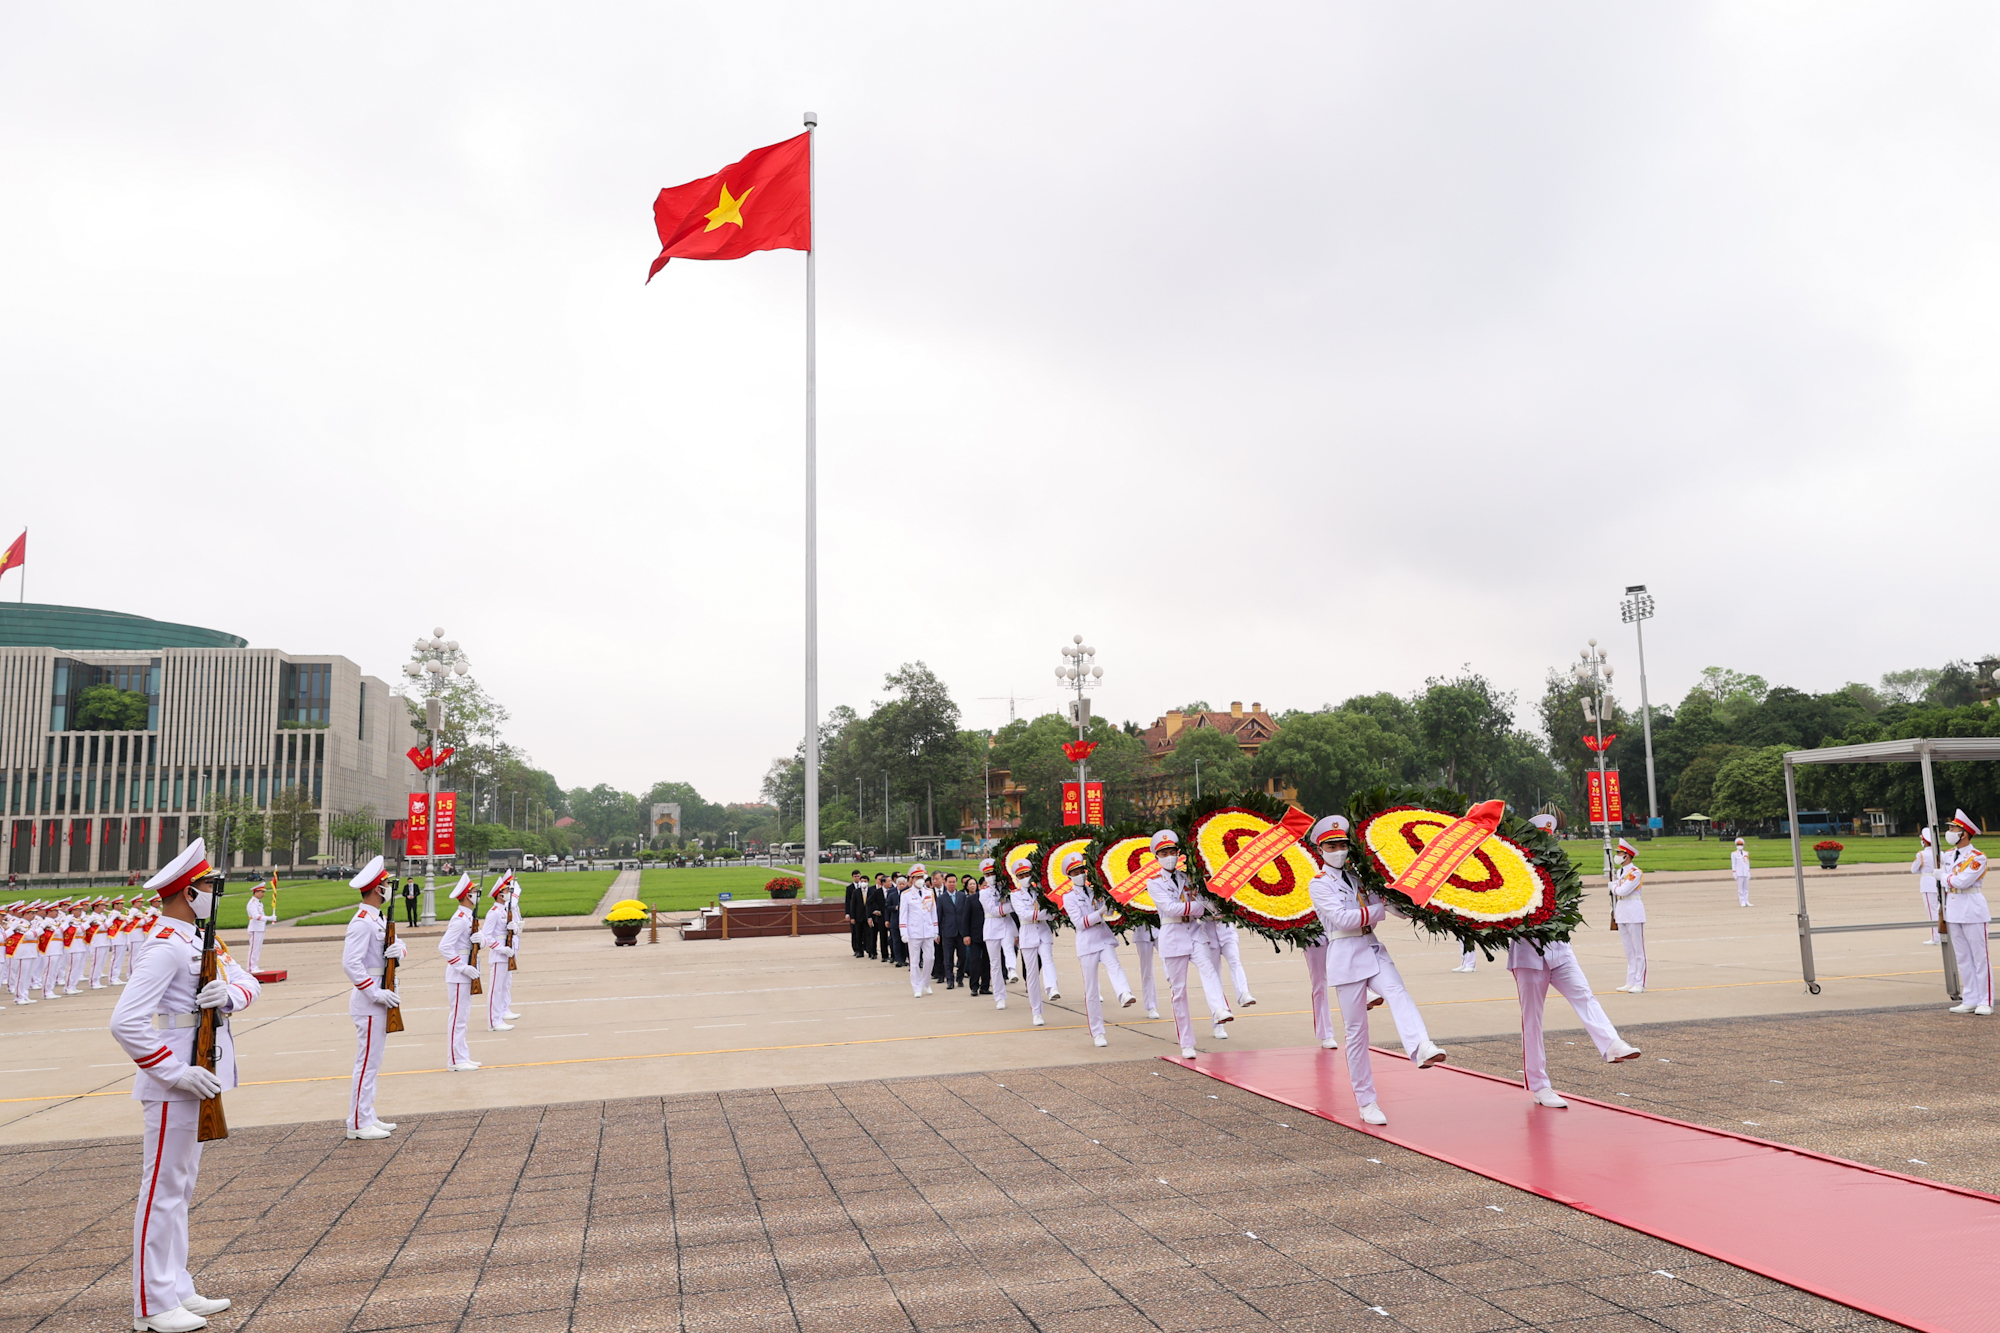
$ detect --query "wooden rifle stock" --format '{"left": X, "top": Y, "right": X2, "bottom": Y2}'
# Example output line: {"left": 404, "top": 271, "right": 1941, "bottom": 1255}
{"left": 506, "top": 914, "right": 517, "bottom": 972}
{"left": 382, "top": 916, "right": 406, "bottom": 1034}
{"left": 194, "top": 895, "right": 229, "bottom": 1143}
{"left": 467, "top": 930, "right": 484, "bottom": 995}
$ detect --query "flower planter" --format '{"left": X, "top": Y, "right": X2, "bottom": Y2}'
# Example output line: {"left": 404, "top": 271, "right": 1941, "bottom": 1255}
{"left": 609, "top": 920, "right": 644, "bottom": 945}
{"left": 1815, "top": 851, "right": 1840, "bottom": 869}
{"left": 769, "top": 886, "right": 799, "bottom": 899}
{"left": 766, "top": 876, "right": 802, "bottom": 899}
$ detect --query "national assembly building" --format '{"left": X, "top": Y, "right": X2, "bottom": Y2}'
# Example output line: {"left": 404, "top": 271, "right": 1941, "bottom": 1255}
{"left": 0, "top": 603, "right": 406, "bottom": 881}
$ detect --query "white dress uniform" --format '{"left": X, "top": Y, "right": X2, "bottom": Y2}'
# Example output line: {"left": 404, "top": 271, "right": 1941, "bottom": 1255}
{"left": 1128, "top": 925, "right": 1159, "bottom": 1016}
{"left": 1151, "top": 856, "right": 1233, "bottom": 1052}
{"left": 3, "top": 906, "right": 22, "bottom": 1002}
{"left": 57, "top": 904, "right": 83, "bottom": 993}
{"left": 1061, "top": 870, "right": 1134, "bottom": 1043}
{"left": 899, "top": 878, "right": 939, "bottom": 996}
{"left": 108, "top": 902, "right": 132, "bottom": 983}
{"left": 245, "top": 894, "right": 269, "bottom": 972}
{"left": 482, "top": 895, "right": 516, "bottom": 1027}
{"left": 341, "top": 857, "right": 405, "bottom": 1137}
{"left": 108, "top": 840, "right": 261, "bottom": 1330}
{"left": 88, "top": 903, "right": 113, "bottom": 986}
{"left": 1204, "top": 917, "right": 1256, "bottom": 1007}
{"left": 977, "top": 873, "right": 1015, "bottom": 1009}
{"left": 1912, "top": 830, "right": 1942, "bottom": 945}
{"left": 36, "top": 908, "right": 60, "bottom": 999}
{"left": 1009, "top": 879, "right": 1059, "bottom": 1021}
{"left": 1941, "top": 814, "right": 1990, "bottom": 1012}
{"left": 1306, "top": 860, "right": 1442, "bottom": 1117}
{"left": 1611, "top": 845, "right": 1647, "bottom": 992}
{"left": 437, "top": 881, "right": 480, "bottom": 1068}
{"left": 1510, "top": 938, "right": 1633, "bottom": 1096}
{"left": 1731, "top": 842, "right": 1753, "bottom": 907}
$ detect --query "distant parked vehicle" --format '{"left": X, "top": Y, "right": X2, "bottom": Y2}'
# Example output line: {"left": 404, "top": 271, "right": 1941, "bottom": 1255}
{"left": 487, "top": 848, "right": 526, "bottom": 872}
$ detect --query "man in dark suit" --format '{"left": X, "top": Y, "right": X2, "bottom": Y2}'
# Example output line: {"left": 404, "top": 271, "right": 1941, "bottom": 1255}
{"left": 844, "top": 871, "right": 869, "bottom": 958}
{"left": 884, "top": 875, "right": 907, "bottom": 966}
{"left": 958, "top": 878, "right": 989, "bottom": 995}
{"left": 864, "top": 874, "right": 889, "bottom": 960}
{"left": 936, "top": 873, "right": 967, "bottom": 989}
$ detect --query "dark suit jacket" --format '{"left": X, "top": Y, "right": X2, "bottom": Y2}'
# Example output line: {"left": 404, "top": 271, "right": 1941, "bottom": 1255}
{"left": 864, "top": 886, "right": 887, "bottom": 921}
{"left": 884, "top": 886, "right": 903, "bottom": 921}
{"left": 958, "top": 890, "right": 984, "bottom": 941}
{"left": 844, "top": 883, "right": 865, "bottom": 919}
{"left": 937, "top": 890, "right": 968, "bottom": 939}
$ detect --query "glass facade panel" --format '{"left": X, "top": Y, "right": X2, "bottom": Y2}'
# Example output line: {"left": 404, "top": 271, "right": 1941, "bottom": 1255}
{"left": 280, "top": 662, "right": 333, "bottom": 728}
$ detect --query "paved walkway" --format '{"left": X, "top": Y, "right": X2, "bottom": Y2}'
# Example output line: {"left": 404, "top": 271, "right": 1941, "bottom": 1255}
{"left": 6, "top": 1004, "right": 1967, "bottom": 1332}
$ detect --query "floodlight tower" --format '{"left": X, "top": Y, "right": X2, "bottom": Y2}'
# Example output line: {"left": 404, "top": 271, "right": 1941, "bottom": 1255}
{"left": 1620, "top": 586, "right": 1660, "bottom": 831}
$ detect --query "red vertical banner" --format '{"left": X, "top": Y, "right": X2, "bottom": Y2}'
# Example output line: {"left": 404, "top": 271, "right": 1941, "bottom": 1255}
{"left": 1083, "top": 782, "right": 1104, "bottom": 825}
{"left": 1586, "top": 771, "right": 1624, "bottom": 824}
{"left": 406, "top": 792, "right": 431, "bottom": 856}
{"left": 1061, "top": 782, "right": 1082, "bottom": 826}
{"left": 434, "top": 791, "right": 458, "bottom": 856}
{"left": 1604, "top": 770, "right": 1623, "bottom": 823}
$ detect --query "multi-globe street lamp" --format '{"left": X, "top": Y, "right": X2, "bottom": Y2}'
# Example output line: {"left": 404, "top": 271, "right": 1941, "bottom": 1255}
{"left": 1572, "top": 640, "right": 1618, "bottom": 883}
{"left": 402, "top": 627, "right": 469, "bottom": 925}
{"left": 1620, "top": 585, "right": 1661, "bottom": 830}
{"left": 1054, "top": 635, "right": 1104, "bottom": 807}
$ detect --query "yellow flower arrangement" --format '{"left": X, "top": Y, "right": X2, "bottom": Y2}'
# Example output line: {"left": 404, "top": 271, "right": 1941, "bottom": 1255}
{"left": 602, "top": 899, "right": 650, "bottom": 924}
{"left": 1190, "top": 808, "right": 1319, "bottom": 929}
{"left": 1361, "top": 809, "right": 1546, "bottom": 925}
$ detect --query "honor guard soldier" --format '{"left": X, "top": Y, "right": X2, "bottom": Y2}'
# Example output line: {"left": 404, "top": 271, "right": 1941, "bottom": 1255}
{"left": 1205, "top": 912, "right": 1257, "bottom": 1011}
{"left": 341, "top": 856, "right": 406, "bottom": 1140}
{"left": 1731, "top": 836, "right": 1753, "bottom": 908}
{"left": 1306, "top": 815, "right": 1445, "bottom": 1126}
{"left": 483, "top": 874, "right": 519, "bottom": 1028}
{"left": 976, "top": 859, "right": 1016, "bottom": 1008}
{"left": 1007, "top": 853, "right": 1058, "bottom": 1024}
{"left": 1941, "top": 810, "right": 1990, "bottom": 1014}
{"left": 245, "top": 881, "right": 270, "bottom": 971}
{"left": 1059, "top": 849, "right": 1136, "bottom": 1046}
{"left": 1913, "top": 827, "right": 1943, "bottom": 945}
{"left": 3, "top": 903, "right": 23, "bottom": 1004}
{"left": 439, "top": 875, "right": 482, "bottom": 1070}
{"left": 109, "top": 839, "right": 260, "bottom": 1331}
{"left": 1150, "top": 829, "right": 1234, "bottom": 1057}
{"left": 1511, "top": 815, "right": 1640, "bottom": 1107}
{"left": 86, "top": 897, "right": 112, "bottom": 987}
{"left": 108, "top": 896, "right": 133, "bottom": 984}
{"left": 898, "top": 865, "right": 939, "bottom": 997}
{"left": 1610, "top": 838, "right": 1646, "bottom": 992}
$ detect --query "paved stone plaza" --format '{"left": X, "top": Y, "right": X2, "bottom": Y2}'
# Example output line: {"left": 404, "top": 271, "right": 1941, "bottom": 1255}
{"left": 6, "top": 1002, "right": 1992, "bottom": 1333}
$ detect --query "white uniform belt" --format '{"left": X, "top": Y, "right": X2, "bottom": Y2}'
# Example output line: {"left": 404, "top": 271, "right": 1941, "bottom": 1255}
{"left": 153, "top": 1012, "right": 226, "bottom": 1030}
{"left": 1325, "top": 927, "right": 1373, "bottom": 940}
{"left": 366, "top": 967, "right": 386, "bottom": 976}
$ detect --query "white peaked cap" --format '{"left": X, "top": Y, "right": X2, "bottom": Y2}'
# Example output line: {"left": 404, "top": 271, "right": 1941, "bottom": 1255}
{"left": 1060, "top": 850, "right": 1088, "bottom": 875}
{"left": 908, "top": 863, "right": 927, "bottom": 876}
{"left": 450, "top": 874, "right": 478, "bottom": 903}
{"left": 350, "top": 855, "right": 388, "bottom": 892}
{"left": 1529, "top": 814, "right": 1558, "bottom": 833}
{"left": 1952, "top": 810, "right": 1981, "bottom": 836}
{"left": 979, "top": 858, "right": 995, "bottom": 874}
{"left": 1149, "top": 829, "right": 1180, "bottom": 853}
{"left": 1734, "top": 836, "right": 1746, "bottom": 846}
{"left": 1617, "top": 838, "right": 1638, "bottom": 857}
{"left": 1921, "top": 826, "right": 1934, "bottom": 845}
{"left": 1309, "top": 815, "right": 1350, "bottom": 843}
{"left": 1006, "top": 849, "right": 1034, "bottom": 872}
{"left": 145, "top": 839, "right": 211, "bottom": 895}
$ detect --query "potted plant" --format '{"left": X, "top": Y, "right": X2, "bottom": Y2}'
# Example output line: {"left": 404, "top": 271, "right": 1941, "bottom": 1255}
{"left": 1813, "top": 839, "right": 1844, "bottom": 870}
{"left": 602, "top": 898, "right": 650, "bottom": 945}
{"left": 766, "top": 876, "right": 802, "bottom": 899}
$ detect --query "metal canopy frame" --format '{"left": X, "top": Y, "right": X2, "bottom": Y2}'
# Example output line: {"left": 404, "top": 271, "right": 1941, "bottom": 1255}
{"left": 1784, "top": 737, "right": 2000, "bottom": 997}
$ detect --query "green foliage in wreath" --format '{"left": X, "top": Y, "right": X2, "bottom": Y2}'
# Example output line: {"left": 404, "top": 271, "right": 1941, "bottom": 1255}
{"left": 1169, "top": 788, "right": 1325, "bottom": 949}
{"left": 1024, "top": 827, "right": 1102, "bottom": 930}
{"left": 1082, "top": 822, "right": 1162, "bottom": 935}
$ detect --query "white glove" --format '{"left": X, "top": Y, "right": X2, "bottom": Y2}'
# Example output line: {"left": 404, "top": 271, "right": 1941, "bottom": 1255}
{"left": 170, "top": 1064, "right": 222, "bottom": 1099}
{"left": 372, "top": 988, "right": 401, "bottom": 1008}
{"left": 452, "top": 964, "right": 480, "bottom": 983}
{"left": 494, "top": 946, "right": 515, "bottom": 959}
{"left": 385, "top": 940, "right": 408, "bottom": 960}
{"left": 195, "top": 978, "right": 231, "bottom": 1010}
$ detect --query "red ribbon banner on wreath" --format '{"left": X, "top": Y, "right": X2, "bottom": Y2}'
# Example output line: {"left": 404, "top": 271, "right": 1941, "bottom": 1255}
{"left": 1389, "top": 799, "right": 1507, "bottom": 908}
{"left": 1207, "top": 808, "right": 1315, "bottom": 896}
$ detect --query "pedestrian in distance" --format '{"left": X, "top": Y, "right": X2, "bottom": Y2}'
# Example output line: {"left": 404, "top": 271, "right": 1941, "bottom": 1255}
{"left": 1007, "top": 855, "right": 1058, "bottom": 1025}
{"left": 483, "top": 875, "right": 519, "bottom": 1029}
{"left": 936, "top": 872, "right": 967, "bottom": 989}
{"left": 976, "top": 858, "right": 1015, "bottom": 1008}
{"left": 400, "top": 876, "right": 420, "bottom": 928}
{"left": 844, "top": 870, "right": 869, "bottom": 958}
{"left": 958, "top": 874, "right": 989, "bottom": 995}
{"left": 885, "top": 875, "right": 909, "bottom": 966}
{"left": 245, "top": 883, "right": 269, "bottom": 972}
{"left": 1148, "top": 829, "right": 1232, "bottom": 1057}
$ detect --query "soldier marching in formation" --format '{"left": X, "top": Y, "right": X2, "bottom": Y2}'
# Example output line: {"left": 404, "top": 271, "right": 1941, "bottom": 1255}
{"left": 341, "top": 856, "right": 408, "bottom": 1141}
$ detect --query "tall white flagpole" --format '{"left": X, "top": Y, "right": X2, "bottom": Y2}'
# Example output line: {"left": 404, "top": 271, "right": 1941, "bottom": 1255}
{"left": 802, "top": 110, "right": 821, "bottom": 900}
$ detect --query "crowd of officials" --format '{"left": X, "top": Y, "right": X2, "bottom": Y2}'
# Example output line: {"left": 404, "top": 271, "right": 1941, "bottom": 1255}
{"left": 841, "top": 867, "right": 999, "bottom": 995}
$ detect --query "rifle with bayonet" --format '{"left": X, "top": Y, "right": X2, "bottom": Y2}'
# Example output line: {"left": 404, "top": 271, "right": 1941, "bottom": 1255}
{"left": 466, "top": 876, "right": 484, "bottom": 995}
{"left": 194, "top": 864, "right": 229, "bottom": 1143}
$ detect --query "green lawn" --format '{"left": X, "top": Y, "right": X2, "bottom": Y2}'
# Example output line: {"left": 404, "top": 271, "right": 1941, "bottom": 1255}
{"left": 1561, "top": 834, "right": 1923, "bottom": 873}
{"left": 287, "top": 870, "right": 620, "bottom": 927}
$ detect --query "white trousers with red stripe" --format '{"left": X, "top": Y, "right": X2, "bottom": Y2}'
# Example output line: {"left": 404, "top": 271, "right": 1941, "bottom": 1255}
{"left": 1076, "top": 945, "right": 1131, "bottom": 1040}
{"left": 1514, "top": 959, "right": 1622, "bottom": 1092}
{"left": 486, "top": 957, "right": 513, "bottom": 1026}
{"left": 246, "top": 929, "right": 265, "bottom": 972}
{"left": 133, "top": 1099, "right": 202, "bottom": 1320}
{"left": 90, "top": 944, "right": 110, "bottom": 984}
{"left": 1132, "top": 932, "right": 1158, "bottom": 1013}
{"left": 446, "top": 981, "right": 473, "bottom": 1065}
{"left": 1949, "top": 921, "right": 1992, "bottom": 1007}
{"left": 1619, "top": 923, "right": 1647, "bottom": 989}
{"left": 350, "top": 1010, "right": 385, "bottom": 1130}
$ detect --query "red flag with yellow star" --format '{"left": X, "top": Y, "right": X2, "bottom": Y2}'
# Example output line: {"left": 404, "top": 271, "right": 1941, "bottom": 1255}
{"left": 648, "top": 133, "right": 811, "bottom": 281}
{"left": 0, "top": 531, "right": 22, "bottom": 580}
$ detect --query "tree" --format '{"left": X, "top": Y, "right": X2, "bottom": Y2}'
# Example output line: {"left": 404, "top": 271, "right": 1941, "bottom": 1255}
{"left": 1709, "top": 746, "right": 1790, "bottom": 824}
{"left": 1254, "top": 709, "right": 1414, "bottom": 815}
{"left": 267, "top": 783, "right": 319, "bottom": 866}
{"left": 1670, "top": 744, "right": 1747, "bottom": 818}
{"left": 1415, "top": 669, "right": 1517, "bottom": 793}
{"left": 326, "top": 807, "right": 382, "bottom": 864}
{"left": 75, "top": 685, "right": 147, "bottom": 730}
{"left": 196, "top": 793, "right": 263, "bottom": 865}
{"left": 1159, "top": 727, "right": 1252, "bottom": 791}
{"left": 1880, "top": 668, "right": 1940, "bottom": 705}
{"left": 1698, "top": 667, "right": 1770, "bottom": 709}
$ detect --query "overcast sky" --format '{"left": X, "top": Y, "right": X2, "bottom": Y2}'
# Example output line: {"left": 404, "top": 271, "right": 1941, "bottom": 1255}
{"left": 4, "top": 4, "right": 1996, "bottom": 801}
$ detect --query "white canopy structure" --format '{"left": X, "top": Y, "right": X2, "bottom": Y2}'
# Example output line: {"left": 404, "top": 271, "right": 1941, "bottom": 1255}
{"left": 1783, "top": 737, "right": 2000, "bottom": 997}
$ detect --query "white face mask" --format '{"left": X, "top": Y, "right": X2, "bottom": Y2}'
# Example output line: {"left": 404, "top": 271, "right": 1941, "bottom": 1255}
{"left": 1157, "top": 853, "right": 1180, "bottom": 871}
{"left": 1319, "top": 846, "right": 1348, "bottom": 868}
{"left": 1069, "top": 872, "right": 1090, "bottom": 890}
{"left": 1947, "top": 829, "right": 1962, "bottom": 846}
{"left": 189, "top": 889, "right": 214, "bottom": 918}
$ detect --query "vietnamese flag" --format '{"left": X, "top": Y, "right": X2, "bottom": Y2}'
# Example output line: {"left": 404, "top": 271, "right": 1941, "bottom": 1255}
{"left": 0, "top": 531, "right": 22, "bottom": 578}
{"left": 647, "top": 133, "right": 811, "bottom": 281}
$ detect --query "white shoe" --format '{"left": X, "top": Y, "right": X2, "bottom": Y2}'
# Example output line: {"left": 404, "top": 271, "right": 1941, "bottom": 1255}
{"left": 489, "top": 1022, "right": 515, "bottom": 1031}
{"left": 1606, "top": 1039, "right": 1642, "bottom": 1062}
{"left": 1451, "top": 964, "right": 1473, "bottom": 973}
{"left": 1093, "top": 1034, "right": 1107, "bottom": 1047}
{"left": 345, "top": 1125, "right": 392, "bottom": 1140}
{"left": 995, "top": 999, "right": 1007, "bottom": 1009}
{"left": 1358, "top": 1103, "right": 1387, "bottom": 1126}
{"left": 1628, "top": 986, "right": 1644, "bottom": 995}
{"left": 913, "top": 991, "right": 924, "bottom": 999}
{"left": 1181, "top": 1047, "right": 1197, "bottom": 1059}
{"left": 450, "top": 1061, "right": 481, "bottom": 1072}
{"left": 1006, "top": 973, "right": 1018, "bottom": 984}
{"left": 1241, "top": 995, "right": 1257, "bottom": 1007}
{"left": 1979, "top": 1006, "right": 1995, "bottom": 1017}
{"left": 924, "top": 985, "right": 933, "bottom": 995}
{"left": 1212, "top": 1024, "right": 1230, "bottom": 1039}
{"left": 1217, "top": 1011, "right": 1236, "bottom": 1024}
{"left": 16, "top": 997, "right": 33, "bottom": 1005}
{"left": 1949, "top": 1002, "right": 1975, "bottom": 1013}
{"left": 1146, "top": 1008, "right": 1160, "bottom": 1019}
{"left": 92, "top": 981, "right": 105, "bottom": 989}
{"left": 1613, "top": 983, "right": 1632, "bottom": 992}
{"left": 180, "top": 1295, "right": 230, "bottom": 1317}
{"left": 133, "top": 1307, "right": 207, "bottom": 1331}
{"left": 1320, "top": 1038, "right": 1339, "bottom": 1050}
{"left": 1118, "top": 992, "right": 1136, "bottom": 1009}
{"left": 1413, "top": 1039, "right": 1447, "bottom": 1069}
{"left": 503, "top": 1011, "right": 521, "bottom": 1020}
{"left": 1032, "top": 1016, "right": 1045, "bottom": 1027}
{"left": 1532, "top": 1088, "right": 1569, "bottom": 1108}
{"left": 370, "top": 1121, "right": 397, "bottom": 1131}
{"left": 1046, "top": 990, "right": 1061, "bottom": 1001}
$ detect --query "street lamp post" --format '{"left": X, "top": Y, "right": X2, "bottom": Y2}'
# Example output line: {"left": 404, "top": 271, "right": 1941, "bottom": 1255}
{"left": 1620, "top": 586, "right": 1660, "bottom": 831}
{"left": 1054, "top": 635, "right": 1104, "bottom": 799}
{"left": 402, "top": 626, "right": 470, "bottom": 926}
{"left": 1573, "top": 641, "right": 1618, "bottom": 883}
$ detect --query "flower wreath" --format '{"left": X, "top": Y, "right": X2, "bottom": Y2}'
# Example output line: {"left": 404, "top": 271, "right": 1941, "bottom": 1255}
{"left": 1083, "top": 822, "right": 1164, "bottom": 934}
{"left": 1171, "top": 789, "right": 1325, "bottom": 946}
{"left": 1024, "top": 826, "right": 1102, "bottom": 931}
{"left": 1346, "top": 784, "right": 1584, "bottom": 958}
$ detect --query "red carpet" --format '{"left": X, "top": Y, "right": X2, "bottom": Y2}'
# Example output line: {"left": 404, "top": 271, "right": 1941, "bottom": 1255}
{"left": 1168, "top": 1046, "right": 2000, "bottom": 1333}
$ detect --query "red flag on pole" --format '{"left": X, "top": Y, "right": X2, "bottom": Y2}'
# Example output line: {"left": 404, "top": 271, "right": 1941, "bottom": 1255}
{"left": 0, "top": 531, "right": 22, "bottom": 579}
{"left": 647, "top": 133, "right": 812, "bottom": 280}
